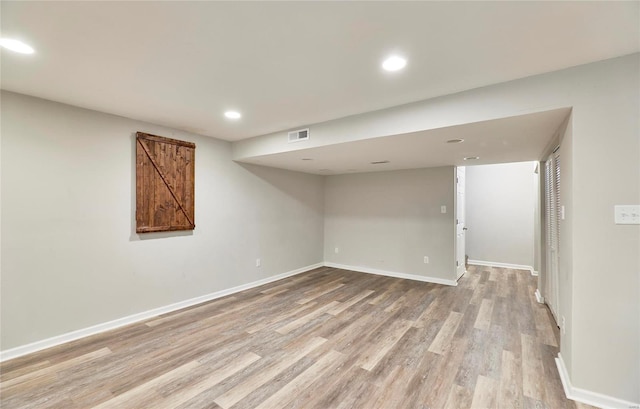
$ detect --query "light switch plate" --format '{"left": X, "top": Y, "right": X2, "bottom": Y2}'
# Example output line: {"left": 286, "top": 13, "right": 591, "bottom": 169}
{"left": 614, "top": 205, "right": 640, "bottom": 225}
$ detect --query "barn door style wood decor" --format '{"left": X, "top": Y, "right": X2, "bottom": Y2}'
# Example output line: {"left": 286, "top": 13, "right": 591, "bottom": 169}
{"left": 136, "top": 132, "right": 195, "bottom": 233}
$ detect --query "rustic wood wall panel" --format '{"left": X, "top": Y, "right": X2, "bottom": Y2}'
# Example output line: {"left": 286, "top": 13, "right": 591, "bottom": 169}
{"left": 136, "top": 132, "right": 195, "bottom": 233}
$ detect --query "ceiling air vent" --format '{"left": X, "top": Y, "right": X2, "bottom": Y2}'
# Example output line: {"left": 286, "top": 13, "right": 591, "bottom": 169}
{"left": 288, "top": 128, "right": 310, "bottom": 143}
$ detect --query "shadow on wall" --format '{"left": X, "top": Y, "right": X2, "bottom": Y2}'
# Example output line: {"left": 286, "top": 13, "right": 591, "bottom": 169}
{"left": 237, "top": 162, "right": 323, "bottom": 210}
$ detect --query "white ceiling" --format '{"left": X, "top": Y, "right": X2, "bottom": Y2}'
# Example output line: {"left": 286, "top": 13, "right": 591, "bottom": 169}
{"left": 1, "top": 2, "right": 638, "bottom": 143}
{"left": 242, "top": 108, "right": 571, "bottom": 175}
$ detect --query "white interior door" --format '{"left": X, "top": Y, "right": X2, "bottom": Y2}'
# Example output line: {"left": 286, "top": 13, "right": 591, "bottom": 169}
{"left": 456, "top": 167, "right": 466, "bottom": 279}
{"left": 544, "top": 156, "right": 560, "bottom": 324}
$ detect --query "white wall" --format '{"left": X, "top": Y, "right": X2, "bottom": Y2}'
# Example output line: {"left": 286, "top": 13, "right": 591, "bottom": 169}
{"left": 2, "top": 54, "right": 639, "bottom": 405}
{"left": 465, "top": 162, "right": 536, "bottom": 268}
{"left": 324, "top": 167, "right": 456, "bottom": 284}
{"left": 234, "top": 54, "right": 640, "bottom": 404}
{"left": 567, "top": 57, "right": 639, "bottom": 403}
{"left": 0, "top": 91, "right": 325, "bottom": 350}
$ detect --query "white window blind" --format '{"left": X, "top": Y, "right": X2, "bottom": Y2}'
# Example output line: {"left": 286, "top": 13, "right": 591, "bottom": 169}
{"left": 544, "top": 151, "right": 561, "bottom": 323}
{"left": 545, "top": 160, "right": 554, "bottom": 250}
{"left": 545, "top": 154, "right": 561, "bottom": 252}
{"left": 554, "top": 154, "right": 561, "bottom": 250}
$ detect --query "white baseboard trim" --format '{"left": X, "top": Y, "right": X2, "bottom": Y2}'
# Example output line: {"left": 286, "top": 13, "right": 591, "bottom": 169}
{"left": 323, "top": 262, "right": 458, "bottom": 287}
{"left": 535, "top": 288, "right": 545, "bottom": 304}
{"left": 0, "top": 262, "right": 323, "bottom": 363}
{"left": 531, "top": 270, "right": 539, "bottom": 277}
{"left": 468, "top": 260, "right": 535, "bottom": 274}
{"left": 555, "top": 353, "right": 639, "bottom": 409}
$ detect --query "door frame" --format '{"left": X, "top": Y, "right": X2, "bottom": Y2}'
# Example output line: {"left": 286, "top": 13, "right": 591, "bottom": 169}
{"left": 454, "top": 166, "right": 466, "bottom": 280}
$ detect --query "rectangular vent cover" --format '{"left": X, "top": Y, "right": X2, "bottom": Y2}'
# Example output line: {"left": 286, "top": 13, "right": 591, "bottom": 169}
{"left": 288, "top": 128, "right": 309, "bottom": 143}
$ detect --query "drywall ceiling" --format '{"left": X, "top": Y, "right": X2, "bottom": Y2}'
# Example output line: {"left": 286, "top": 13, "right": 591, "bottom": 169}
{"left": 240, "top": 108, "right": 571, "bottom": 175}
{"left": 1, "top": 2, "right": 638, "bottom": 142}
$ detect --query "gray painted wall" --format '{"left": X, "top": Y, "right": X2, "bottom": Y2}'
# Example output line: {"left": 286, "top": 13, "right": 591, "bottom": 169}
{"left": 234, "top": 54, "right": 640, "bottom": 403}
{"left": 324, "top": 167, "right": 456, "bottom": 283}
{"left": 557, "top": 116, "right": 575, "bottom": 379}
{"left": 1, "top": 54, "right": 638, "bottom": 404}
{"left": 0, "top": 91, "right": 325, "bottom": 349}
{"left": 465, "top": 162, "right": 537, "bottom": 268}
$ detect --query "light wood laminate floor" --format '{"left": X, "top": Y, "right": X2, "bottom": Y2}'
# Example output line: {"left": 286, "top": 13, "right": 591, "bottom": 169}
{"left": 0, "top": 266, "right": 595, "bottom": 409}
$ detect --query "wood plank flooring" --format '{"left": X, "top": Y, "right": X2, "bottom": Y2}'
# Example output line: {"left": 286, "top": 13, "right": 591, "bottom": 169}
{"left": 0, "top": 266, "right": 595, "bottom": 409}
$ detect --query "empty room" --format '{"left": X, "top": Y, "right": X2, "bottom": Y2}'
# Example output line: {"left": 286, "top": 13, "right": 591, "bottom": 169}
{"left": 1, "top": 2, "right": 638, "bottom": 409}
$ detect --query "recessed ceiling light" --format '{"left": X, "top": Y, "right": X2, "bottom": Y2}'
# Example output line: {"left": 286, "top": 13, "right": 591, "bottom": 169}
{"left": 371, "top": 160, "right": 390, "bottom": 164}
{"left": 446, "top": 139, "right": 465, "bottom": 144}
{"left": 224, "top": 111, "right": 241, "bottom": 119}
{"left": 301, "top": 158, "right": 313, "bottom": 161}
{"left": 0, "top": 38, "right": 35, "bottom": 54}
{"left": 463, "top": 156, "right": 480, "bottom": 161}
{"left": 382, "top": 55, "right": 407, "bottom": 72}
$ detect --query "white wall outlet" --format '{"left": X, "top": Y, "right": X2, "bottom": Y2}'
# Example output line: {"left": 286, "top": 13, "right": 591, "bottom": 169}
{"left": 561, "top": 205, "right": 565, "bottom": 220}
{"left": 561, "top": 316, "right": 566, "bottom": 335}
{"left": 335, "top": 247, "right": 339, "bottom": 254}
{"left": 614, "top": 205, "right": 640, "bottom": 224}
{"left": 424, "top": 256, "right": 429, "bottom": 264}
{"left": 441, "top": 205, "right": 447, "bottom": 213}
{"left": 256, "top": 258, "right": 261, "bottom": 267}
